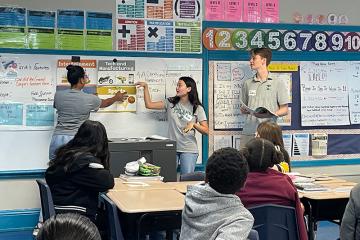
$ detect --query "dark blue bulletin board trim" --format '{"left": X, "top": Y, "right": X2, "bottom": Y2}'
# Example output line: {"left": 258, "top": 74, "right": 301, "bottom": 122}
{"left": 202, "top": 21, "right": 360, "bottom": 166}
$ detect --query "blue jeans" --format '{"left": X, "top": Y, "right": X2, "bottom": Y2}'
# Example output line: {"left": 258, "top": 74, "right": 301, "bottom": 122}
{"left": 177, "top": 152, "right": 199, "bottom": 175}
{"left": 49, "top": 134, "right": 74, "bottom": 160}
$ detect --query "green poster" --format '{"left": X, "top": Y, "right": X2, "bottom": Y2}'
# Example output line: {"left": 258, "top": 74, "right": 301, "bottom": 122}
{"left": 28, "top": 28, "right": 55, "bottom": 49}
{"left": 0, "top": 27, "right": 26, "bottom": 48}
{"left": 86, "top": 30, "right": 112, "bottom": 51}
{"left": 57, "top": 29, "right": 84, "bottom": 50}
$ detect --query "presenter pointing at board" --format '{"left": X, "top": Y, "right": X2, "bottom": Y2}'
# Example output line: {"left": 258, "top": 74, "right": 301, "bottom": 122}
{"left": 49, "top": 65, "right": 128, "bottom": 159}
{"left": 136, "top": 77, "right": 209, "bottom": 174}
{"left": 240, "top": 48, "right": 290, "bottom": 146}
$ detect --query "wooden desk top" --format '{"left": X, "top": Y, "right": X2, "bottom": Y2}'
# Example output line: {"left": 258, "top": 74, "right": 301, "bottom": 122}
{"left": 300, "top": 180, "right": 357, "bottom": 200}
{"left": 110, "top": 178, "right": 175, "bottom": 191}
{"left": 165, "top": 181, "right": 203, "bottom": 193}
{"left": 107, "top": 189, "right": 185, "bottom": 213}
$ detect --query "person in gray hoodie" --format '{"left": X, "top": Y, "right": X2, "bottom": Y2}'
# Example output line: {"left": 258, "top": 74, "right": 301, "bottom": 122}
{"left": 340, "top": 183, "right": 360, "bottom": 240}
{"left": 179, "top": 147, "right": 254, "bottom": 240}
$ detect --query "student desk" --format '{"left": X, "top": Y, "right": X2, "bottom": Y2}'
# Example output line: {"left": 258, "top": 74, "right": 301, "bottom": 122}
{"left": 111, "top": 178, "right": 176, "bottom": 191}
{"left": 107, "top": 188, "right": 185, "bottom": 240}
{"left": 300, "top": 179, "right": 356, "bottom": 240}
{"left": 165, "top": 181, "right": 203, "bottom": 194}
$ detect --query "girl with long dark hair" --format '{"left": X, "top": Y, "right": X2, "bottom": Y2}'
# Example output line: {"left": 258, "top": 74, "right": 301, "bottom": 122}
{"left": 136, "top": 77, "right": 208, "bottom": 174}
{"left": 46, "top": 120, "right": 114, "bottom": 223}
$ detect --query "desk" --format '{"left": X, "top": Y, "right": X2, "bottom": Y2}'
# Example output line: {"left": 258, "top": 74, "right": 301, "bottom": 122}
{"left": 165, "top": 181, "right": 202, "bottom": 194}
{"left": 107, "top": 189, "right": 185, "bottom": 213}
{"left": 300, "top": 180, "right": 356, "bottom": 240}
{"left": 111, "top": 178, "right": 175, "bottom": 192}
{"left": 107, "top": 189, "right": 185, "bottom": 240}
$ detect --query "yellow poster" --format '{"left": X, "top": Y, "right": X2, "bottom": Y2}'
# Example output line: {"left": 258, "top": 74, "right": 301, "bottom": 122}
{"left": 97, "top": 85, "right": 136, "bottom": 112}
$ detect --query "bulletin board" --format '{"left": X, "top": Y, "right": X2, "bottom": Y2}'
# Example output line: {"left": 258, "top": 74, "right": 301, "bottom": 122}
{"left": 203, "top": 21, "right": 360, "bottom": 166}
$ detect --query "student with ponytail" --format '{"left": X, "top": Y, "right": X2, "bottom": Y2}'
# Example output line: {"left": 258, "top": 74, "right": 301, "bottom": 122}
{"left": 236, "top": 138, "right": 307, "bottom": 240}
{"left": 49, "top": 65, "right": 128, "bottom": 159}
{"left": 256, "top": 120, "right": 291, "bottom": 172}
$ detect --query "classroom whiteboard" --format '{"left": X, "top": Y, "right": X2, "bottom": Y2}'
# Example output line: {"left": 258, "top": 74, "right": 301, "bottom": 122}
{"left": 0, "top": 53, "right": 202, "bottom": 171}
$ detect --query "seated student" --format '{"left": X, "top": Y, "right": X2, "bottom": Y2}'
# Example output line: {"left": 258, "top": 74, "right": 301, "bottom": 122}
{"left": 37, "top": 213, "right": 101, "bottom": 240}
{"left": 45, "top": 120, "right": 114, "bottom": 223}
{"left": 236, "top": 138, "right": 307, "bottom": 240}
{"left": 180, "top": 147, "right": 254, "bottom": 240}
{"left": 256, "top": 120, "right": 291, "bottom": 172}
{"left": 340, "top": 183, "right": 360, "bottom": 239}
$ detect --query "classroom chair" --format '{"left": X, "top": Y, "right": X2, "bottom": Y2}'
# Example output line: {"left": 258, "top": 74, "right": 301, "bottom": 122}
{"left": 248, "top": 204, "right": 299, "bottom": 240}
{"left": 100, "top": 193, "right": 125, "bottom": 240}
{"left": 36, "top": 179, "right": 55, "bottom": 221}
{"left": 248, "top": 229, "right": 260, "bottom": 240}
{"left": 179, "top": 171, "right": 205, "bottom": 181}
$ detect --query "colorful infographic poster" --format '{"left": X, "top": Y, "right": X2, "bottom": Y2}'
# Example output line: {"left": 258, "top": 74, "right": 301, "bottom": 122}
{"left": 86, "top": 12, "right": 113, "bottom": 51}
{"left": 116, "top": 19, "right": 145, "bottom": 51}
{"left": 174, "top": 21, "right": 201, "bottom": 53}
{"left": 243, "top": 0, "right": 261, "bottom": 22}
{"left": 146, "top": 20, "right": 174, "bottom": 52}
{"left": 174, "top": 0, "right": 202, "bottom": 21}
{"left": 117, "top": 0, "right": 145, "bottom": 19}
{"left": 27, "top": 10, "right": 56, "bottom": 49}
{"left": 57, "top": 10, "right": 85, "bottom": 50}
{"left": 97, "top": 60, "right": 136, "bottom": 86}
{"left": 97, "top": 86, "right": 137, "bottom": 112}
{"left": 56, "top": 59, "right": 97, "bottom": 85}
{"left": 146, "top": 0, "right": 173, "bottom": 19}
{"left": 0, "top": 7, "right": 26, "bottom": 48}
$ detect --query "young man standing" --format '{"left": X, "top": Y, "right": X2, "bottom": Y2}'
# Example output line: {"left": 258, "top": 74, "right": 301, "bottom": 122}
{"left": 240, "top": 48, "right": 290, "bottom": 145}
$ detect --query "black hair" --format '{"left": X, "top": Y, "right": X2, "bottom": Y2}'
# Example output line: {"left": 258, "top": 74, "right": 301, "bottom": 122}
{"left": 37, "top": 213, "right": 101, "bottom": 240}
{"left": 66, "top": 64, "right": 85, "bottom": 86}
{"left": 241, "top": 138, "right": 284, "bottom": 172}
{"left": 50, "top": 120, "right": 110, "bottom": 171}
{"left": 206, "top": 147, "right": 249, "bottom": 194}
{"left": 168, "top": 76, "right": 203, "bottom": 114}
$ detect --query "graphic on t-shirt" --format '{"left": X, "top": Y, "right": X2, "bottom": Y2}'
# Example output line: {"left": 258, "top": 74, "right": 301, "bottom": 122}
{"left": 173, "top": 105, "right": 193, "bottom": 121}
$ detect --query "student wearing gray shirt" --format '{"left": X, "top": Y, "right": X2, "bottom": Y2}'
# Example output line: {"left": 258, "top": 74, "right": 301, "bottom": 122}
{"left": 240, "top": 48, "right": 289, "bottom": 145}
{"left": 136, "top": 77, "right": 208, "bottom": 174}
{"left": 49, "top": 65, "right": 127, "bottom": 159}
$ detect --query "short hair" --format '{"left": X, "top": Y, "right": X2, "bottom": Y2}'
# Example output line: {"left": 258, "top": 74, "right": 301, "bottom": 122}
{"left": 256, "top": 121, "right": 291, "bottom": 169}
{"left": 241, "top": 138, "right": 284, "bottom": 172}
{"left": 37, "top": 213, "right": 101, "bottom": 240}
{"left": 206, "top": 147, "right": 249, "bottom": 194}
{"left": 250, "top": 48, "right": 272, "bottom": 66}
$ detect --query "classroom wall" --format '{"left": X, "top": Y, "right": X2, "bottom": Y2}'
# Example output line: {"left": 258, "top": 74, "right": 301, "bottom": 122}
{"left": 1, "top": 0, "right": 360, "bottom": 228}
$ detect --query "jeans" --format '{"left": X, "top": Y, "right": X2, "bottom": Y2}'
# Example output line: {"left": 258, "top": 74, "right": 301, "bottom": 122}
{"left": 49, "top": 134, "right": 74, "bottom": 160}
{"left": 177, "top": 152, "right": 199, "bottom": 175}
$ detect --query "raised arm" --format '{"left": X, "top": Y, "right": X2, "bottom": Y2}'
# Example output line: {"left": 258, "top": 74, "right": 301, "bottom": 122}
{"left": 136, "top": 82, "right": 165, "bottom": 109}
{"left": 100, "top": 91, "right": 128, "bottom": 108}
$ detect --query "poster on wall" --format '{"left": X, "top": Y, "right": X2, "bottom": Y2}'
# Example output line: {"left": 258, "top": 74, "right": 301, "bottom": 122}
{"left": 146, "top": 0, "right": 173, "bottom": 19}
{"left": 146, "top": 20, "right": 174, "bottom": 52}
{"left": 0, "top": 7, "right": 26, "bottom": 48}
{"left": 27, "top": 10, "right": 56, "bottom": 49}
{"left": 173, "top": 0, "right": 202, "bottom": 21}
{"left": 116, "top": 0, "right": 145, "bottom": 19}
{"left": 97, "top": 85, "right": 137, "bottom": 112}
{"left": 347, "top": 61, "right": 360, "bottom": 124}
{"left": 85, "top": 12, "right": 113, "bottom": 51}
{"left": 174, "top": 21, "right": 201, "bottom": 53}
{"left": 213, "top": 61, "right": 253, "bottom": 130}
{"left": 300, "top": 61, "right": 349, "bottom": 126}
{"left": 243, "top": 0, "right": 261, "bottom": 22}
{"left": 116, "top": 19, "right": 145, "bottom": 51}
{"left": 57, "top": 10, "right": 85, "bottom": 50}
{"left": 0, "top": 54, "right": 55, "bottom": 130}
{"left": 56, "top": 59, "right": 97, "bottom": 86}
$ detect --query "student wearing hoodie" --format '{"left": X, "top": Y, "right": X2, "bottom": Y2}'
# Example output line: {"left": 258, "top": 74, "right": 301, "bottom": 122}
{"left": 45, "top": 120, "right": 114, "bottom": 223}
{"left": 180, "top": 147, "right": 254, "bottom": 240}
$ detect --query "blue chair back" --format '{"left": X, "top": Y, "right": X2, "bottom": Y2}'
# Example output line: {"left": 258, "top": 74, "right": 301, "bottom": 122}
{"left": 36, "top": 179, "right": 56, "bottom": 221}
{"left": 100, "top": 193, "right": 125, "bottom": 240}
{"left": 248, "top": 229, "right": 259, "bottom": 240}
{"left": 248, "top": 204, "right": 299, "bottom": 240}
{"left": 179, "top": 171, "right": 205, "bottom": 181}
